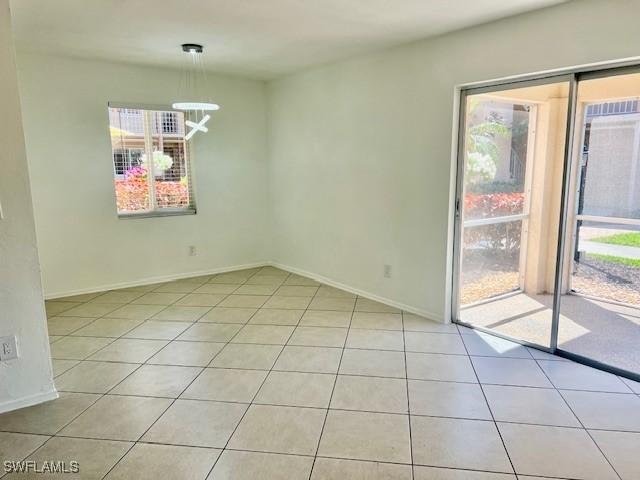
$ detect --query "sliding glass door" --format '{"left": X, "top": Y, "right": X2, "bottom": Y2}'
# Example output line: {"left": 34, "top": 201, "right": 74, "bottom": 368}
{"left": 454, "top": 78, "right": 571, "bottom": 350}
{"left": 453, "top": 65, "right": 640, "bottom": 380}
{"left": 557, "top": 69, "right": 640, "bottom": 375}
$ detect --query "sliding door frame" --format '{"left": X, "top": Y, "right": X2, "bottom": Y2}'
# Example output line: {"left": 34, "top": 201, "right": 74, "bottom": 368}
{"left": 451, "top": 60, "right": 640, "bottom": 382}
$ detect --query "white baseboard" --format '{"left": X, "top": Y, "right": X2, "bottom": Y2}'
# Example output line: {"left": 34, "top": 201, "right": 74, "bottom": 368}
{"left": 46, "top": 259, "right": 445, "bottom": 324}
{"left": 0, "top": 388, "right": 59, "bottom": 414}
{"left": 270, "top": 261, "right": 444, "bottom": 322}
{"left": 45, "top": 262, "right": 270, "bottom": 300}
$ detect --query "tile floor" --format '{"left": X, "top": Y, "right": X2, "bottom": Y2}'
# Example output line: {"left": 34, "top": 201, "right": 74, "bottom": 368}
{"left": 1, "top": 266, "right": 639, "bottom": 479}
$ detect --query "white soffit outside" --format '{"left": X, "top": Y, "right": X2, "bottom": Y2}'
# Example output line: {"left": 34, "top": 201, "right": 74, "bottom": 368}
{"left": 11, "top": 0, "right": 566, "bottom": 80}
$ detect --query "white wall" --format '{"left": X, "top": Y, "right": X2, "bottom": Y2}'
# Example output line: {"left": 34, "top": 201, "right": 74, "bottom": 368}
{"left": 0, "top": 0, "right": 56, "bottom": 412}
{"left": 17, "top": 53, "right": 270, "bottom": 298}
{"left": 267, "top": 0, "right": 640, "bottom": 320}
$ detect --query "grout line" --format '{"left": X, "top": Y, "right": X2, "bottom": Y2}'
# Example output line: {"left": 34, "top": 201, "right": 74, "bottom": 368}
{"left": 306, "top": 284, "right": 356, "bottom": 480}
{"left": 460, "top": 330, "right": 518, "bottom": 477}
{"left": 402, "top": 311, "right": 415, "bottom": 480}
{"left": 532, "top": 356, "right": 624, "bottom": 480}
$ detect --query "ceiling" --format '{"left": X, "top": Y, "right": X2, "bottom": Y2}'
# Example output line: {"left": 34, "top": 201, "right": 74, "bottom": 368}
{"left": 10, "top": 0, "right": 566, "bottom": 80}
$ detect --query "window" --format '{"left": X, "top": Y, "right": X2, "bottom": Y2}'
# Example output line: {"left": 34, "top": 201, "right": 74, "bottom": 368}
{"left": 108, "top": 105, "right": 196, "bottom": 217}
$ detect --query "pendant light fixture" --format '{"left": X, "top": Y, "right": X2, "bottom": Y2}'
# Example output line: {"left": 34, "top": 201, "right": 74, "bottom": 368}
{"left": 173, "top": 43, "right": 220, "bottom": 140}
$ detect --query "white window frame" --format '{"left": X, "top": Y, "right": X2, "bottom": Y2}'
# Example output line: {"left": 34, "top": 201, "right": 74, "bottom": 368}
{"left": 108, "top": 102, "right": 197, "bottom": 219}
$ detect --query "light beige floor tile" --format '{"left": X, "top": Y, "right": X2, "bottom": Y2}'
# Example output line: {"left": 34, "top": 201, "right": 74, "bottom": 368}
{"left": 0, "top": 432, "right": 49, "bottom": 463}
{"left": 409, "top": 380, "right": 491, "bottom": 419}
{"left": 288, "top": 326, "right": 347, "bottom": 347}
{"left": 244, "top": 275, "right": 286, "bottom": 286}
{"left": 70, "top": 318, "right": 142, "bottom": 337}
{"left": 471, "top": 357, "right": 551, "bottom": 388}
{"left": 538, "top": 360, "right": 631, "bottom": 393}
{"left": 147, "top": 341, "right": 225, "bottom": 367}
{"left": 405, "top": 332, "right": 467, "bottom": 354}
{"left": 108, "top": 304, "right": 166, "bottom": 320}
{"left": 255, "top": 371, "right": 336, "bottom": 408}
{"left": 498, "top": 422, "right": 618, "bottom": 479}
{"left": 299, "top": 310, "right": 351, "bottom": 327}
{"left": 88, "top": 291, "right": 144, "bottom": 304}
{"left": 50, "top": 336, "right": 113, "bottom": 360}
{"left": 402, "top": 314, "right": 459, "bottom": 333}
{"left": 234, "top": 284, "right": 279, "bottom": 295}
{"left": 339, "top": 349, "right": 406, "bottom": 378}
{"left": 620, "top": 377, "right": 640, "bottom": 394}
{"left": 181, "top": 368, "right": 267, "bottom": 402}
{"left": 274, "top": 346, "right": 342, "bottom": 373}
{"left": 218, "top": 295, "right": 270, "bottom": 308}
{"left": 308, "top": 297, "right": 355, "bottom": 312}
{"left": 560, "top": 390, "right": 640, "bottom": 431}
{"left": 263, "top": 296, "right": 312, "bottom": 309}
{"left": 314, "top": 286, "right": 356, "bottom": 299}
{"left": 483, "top": 385, "right": 580, "bottom": 427}
{"left": 311, "top": 458, "right": 412, "bottom": 480}
{"left": 350, "top": 312, "right": 402, "bottom": 330}
{"left": 104, "top": 443, "right": 220, "bottom": 480}
{"left": 182, "top": 274, "right": 215, "bottom": 283}
{"left": 153, "top": 281, "right": 201, "bottom": 293}
{"left": 55, "top": 361, "right": 139, "bottom": 394}
{"left": 116, "top": 283, "right": 162, "bottom": 293}
{"left": 151, "top": 306, "right": 211, "bottom": 322}
{"left": 58, "top": 303, "right": 122, "bottom": 318}
{"left": 123, "top": 320, "right": 190, "bottom": 340}
{"left": 256, "top": 267, "right": 288, "bottom": 276}
{"left": 210, "top": 272, "right": 252, "bottom": 284}
{"left": 274, "top": 285, "right": 318, "bottom": 297}
{"left": 52, "top": 359, "right": 80, "bottom": 377}
{"left": 283, "top": 274, "right": 320, "bottom": 286}
{"left": 209, "top": 450, "right": 313, "bottom": 480}
{"left": 590, "top": 429, "right": 640, "bottom": 480}
{"left": 47, "top": 316, "right": 95, "bottom": 335}
{"left": 59, "top": 395, "right": 172, "bottom": 441}
{"left": 142, "top": 399, "right": 247, "bottom": 448}
{"left": 193, "top": 283, "right": 240, "bottom": 294}
{"left": 199, "top": 307, "right": 257, "bottom": 324}
{"left": 249, "top": 308, "right": 304, "bottom": 326}
{"left": 406, "top": 352, "right": 477, "bottom": 383}
{"left": 10, "top": 437, "right": 132, "bottom": 480}
{"left": 413, "top": 466, "right": 516, "bottom": 480}
{"left": 45, "top": 301, "right": 83, "bottom": 317}
{"left": 131, "top": 292, "right": 185, "bottom": 305}
{"left": 56, "top": 293, "right": 103, "bottom": 302}
{"left": 177, "top": 323, "right": 242, "bottom": 342}
{"left": 0, "top": 392, "right": 99, "bottom": 435}
{"left": 174, "top": 293, "right": 226, "bottom": 307}
{"left": 210, "top": 343, "right": 282, "bottom": 369}
{"left": 48, "top": 335, "right": 63, "bottom": 344}
{"left": 231, "top": 325, "right": 295, "bottom": 344}
{"left": 346, "top": 329, "right": 404, "bottom": 351}
{"left": 411, "top": 416, "right": 512, "bottom": 473}
{"left": 354, "top": 298, "right": 400, "bottom": 314}
{"left": 228, "top": 404, "right": 325, "bottom": 455}
{"left": 88, "top": 338, "right": 168, "bottom": 363}
{"left": 462, "top": 332, "right": 532, "bottom": 358}
{"left": 110, "top": 364, "right": 202, "bottom": 397}
{"left": 318, "top": 410, "right": 411, "bottom": 464}
{"left": 526, "top": 347, "right": 568, "bottom": 361}
{"left": 331, "top": 375, "right": 407, "bottom": 413}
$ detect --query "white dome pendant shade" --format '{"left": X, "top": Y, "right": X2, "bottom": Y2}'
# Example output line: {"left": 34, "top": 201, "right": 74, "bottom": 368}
{"left": 173, "top": 43, "right": 219, "bottom": 139}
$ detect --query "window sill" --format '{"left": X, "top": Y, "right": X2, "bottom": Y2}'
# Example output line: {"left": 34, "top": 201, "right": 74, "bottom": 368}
{"left": 117, "top": 208, "right": 196, "bottom": 219}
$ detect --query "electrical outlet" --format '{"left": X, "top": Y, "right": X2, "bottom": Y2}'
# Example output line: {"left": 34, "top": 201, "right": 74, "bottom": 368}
{"left": 0, "top": 336, "right": 18, "bottom": 361}
{"left": 383, "top": 264, "right": 392, "bottom": 278}
{"left": 188, "top": 245, "right": 197, "bottom": 256}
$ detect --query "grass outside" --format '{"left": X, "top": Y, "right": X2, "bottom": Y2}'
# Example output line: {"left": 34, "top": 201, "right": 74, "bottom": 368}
{"left": 591, "top": 232, "right": 640, "bottom": 247}
{"left": 588, "top": 253, "right": 640, "bottom": 267}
